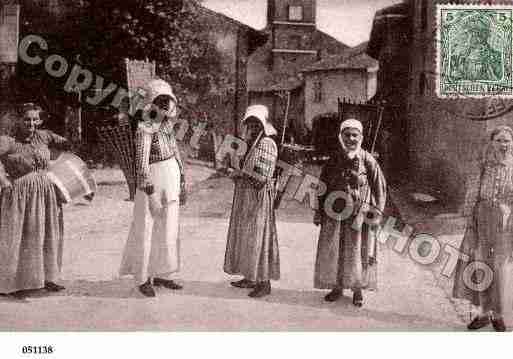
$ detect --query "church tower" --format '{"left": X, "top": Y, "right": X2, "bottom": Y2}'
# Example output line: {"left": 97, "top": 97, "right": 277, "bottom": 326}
{"left": 267, "top": 0, "right": 318, "bottom": 76}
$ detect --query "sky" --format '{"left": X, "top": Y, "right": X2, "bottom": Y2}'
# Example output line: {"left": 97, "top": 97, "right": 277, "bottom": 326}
{"left": 202, "top": 0, "right": 403, "bottom": 46}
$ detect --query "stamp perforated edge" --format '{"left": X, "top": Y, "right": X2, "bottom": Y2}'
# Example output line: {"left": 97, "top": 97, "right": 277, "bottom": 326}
{"left": 435, "top": 3, "right": 513, "bottom": 99}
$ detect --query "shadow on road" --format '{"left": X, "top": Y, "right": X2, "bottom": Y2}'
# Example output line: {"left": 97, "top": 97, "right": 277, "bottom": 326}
{"left": 328, "top": 304, "right": 462, "bottom": 331}
{"left": 0, "top": 293, "right": 31, "bottom": 303}
{"left": 0, "top": 279, "right": 463, "bottom": 330}
{"left": 173, "top": 280, "right": 463, "bottom": 330}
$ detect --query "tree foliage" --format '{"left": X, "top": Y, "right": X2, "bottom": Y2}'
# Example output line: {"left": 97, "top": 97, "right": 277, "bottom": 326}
{"left": 83, "top": 1, "right": 222, "bottom": 94}
{"left": 20, "top": 0, "right": 224, "bottom": 99}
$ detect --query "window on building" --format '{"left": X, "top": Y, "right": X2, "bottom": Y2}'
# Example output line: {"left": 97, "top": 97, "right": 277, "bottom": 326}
{"left": 288, "top": 5, "right": 303, "bottom": 21}
{"left": 313, "top": 79, "right": 323, "bottom": 103}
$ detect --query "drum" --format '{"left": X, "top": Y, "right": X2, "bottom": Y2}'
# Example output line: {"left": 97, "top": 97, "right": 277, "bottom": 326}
{"left": 47, "top": 152, "right": 97, "bottom": 203}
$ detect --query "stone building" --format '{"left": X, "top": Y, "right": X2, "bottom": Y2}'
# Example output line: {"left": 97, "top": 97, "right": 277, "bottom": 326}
{"left": 368, "top": 0, "right": 513, "bottom": 209}
{"left": 302, "top": 43, "right": 378, "bottom": 129}
{"left": 247, "top": 0, "right": 358, "bottom": 142}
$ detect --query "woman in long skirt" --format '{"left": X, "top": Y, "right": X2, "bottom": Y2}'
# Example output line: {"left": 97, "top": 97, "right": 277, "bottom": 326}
{"left": 313, "top": 119, "right": 386, "bottom": 307}
{"left": 119, "top": 79, "right": 186, "bottom": 297}
{"left": 224, "top": 104, "right": 280, "bottom": 298}
{"left": 453, "top": 125, "right": 513, "bottom": 332}
{"left": 0, "top": 104, "right": 70, "bottom": 297}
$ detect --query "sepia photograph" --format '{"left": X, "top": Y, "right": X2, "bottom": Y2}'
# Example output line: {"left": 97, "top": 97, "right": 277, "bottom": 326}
{"left": 0, "top": 0, "right": 512, "bottom": 356}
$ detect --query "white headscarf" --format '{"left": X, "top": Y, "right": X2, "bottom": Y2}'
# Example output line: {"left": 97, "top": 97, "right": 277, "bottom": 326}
{"left": 146, "top": 79, "right": 177, "bottom": 104}
{"left": 242, "top": 104, "right": 277, "bottom": 136}
{"left": 340, "top": 118, "right": 363, "bottom": 134}
{"left": 142, "top": 79, "right": 178, "bottom": 119}
{"left": 338, "top": 118, "right": 363, "bottom": 159}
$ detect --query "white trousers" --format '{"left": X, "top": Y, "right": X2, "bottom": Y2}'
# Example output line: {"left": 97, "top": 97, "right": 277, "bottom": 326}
{"left": 119, "top": 158, "right": 181, "bottom": 284}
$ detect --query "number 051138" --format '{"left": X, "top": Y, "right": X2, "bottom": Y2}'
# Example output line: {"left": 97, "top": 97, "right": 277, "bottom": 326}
{"left": 21, "top": 346, "right": 54, "bottom": 354}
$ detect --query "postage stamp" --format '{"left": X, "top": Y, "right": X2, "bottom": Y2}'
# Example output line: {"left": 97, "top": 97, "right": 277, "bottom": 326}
{"left": 437, "top": 4, "right": 513, "bottom": 98}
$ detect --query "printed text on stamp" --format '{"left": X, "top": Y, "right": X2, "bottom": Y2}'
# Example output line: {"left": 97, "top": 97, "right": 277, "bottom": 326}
{"left": 437, "top": 5, "right": 513, "bottom": 98}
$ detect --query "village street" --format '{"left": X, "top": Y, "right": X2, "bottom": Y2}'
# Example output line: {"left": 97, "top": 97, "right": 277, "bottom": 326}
{"left": 0, "top": 162, "right": 478, "bottom": 331}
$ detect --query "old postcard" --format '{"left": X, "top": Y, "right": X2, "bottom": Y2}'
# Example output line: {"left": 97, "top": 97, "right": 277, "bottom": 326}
{"left": 0, "top": 0, "right": 512, "bottom": 357}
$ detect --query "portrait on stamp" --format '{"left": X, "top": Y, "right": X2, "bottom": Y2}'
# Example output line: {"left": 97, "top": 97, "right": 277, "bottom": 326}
{"left": 437, "top": 5, "right": 513, "bottom": 98}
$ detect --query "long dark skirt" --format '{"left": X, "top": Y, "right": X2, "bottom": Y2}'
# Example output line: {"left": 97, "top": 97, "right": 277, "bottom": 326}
{"left": 314, "top": 216, "right": 377, "bottom": 290}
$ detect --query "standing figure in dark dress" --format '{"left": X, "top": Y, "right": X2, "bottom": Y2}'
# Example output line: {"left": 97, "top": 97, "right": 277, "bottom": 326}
{"left": 314, "top": 119, "right": 386, "bottom": 307}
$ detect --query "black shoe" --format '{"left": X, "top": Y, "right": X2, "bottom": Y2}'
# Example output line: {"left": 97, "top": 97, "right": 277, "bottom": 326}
{"left": 248, "top": 281, "right": 271, "bottom": 298}
{"left": 44, "top": 281, "right": 65, "bottom": 292}
{"left": 492, "top": 318, "right": 507, "bottom": 332}
{"left": 138, "top": 281, "right": 156, "bottom": 297}
{"left": 153, "top": 278, "right": 183, "bottom": 290}
{"left": 230, "top": 279, "right": 256, "bottom": 289}
{"left": 467, "top": 315, "right": 490, "bottom": 330}
{"left": 324, "top": 288, "right": 343, "bottom": 302}
{"left": 352, "top": 290, "right": 363, "bottom": 307}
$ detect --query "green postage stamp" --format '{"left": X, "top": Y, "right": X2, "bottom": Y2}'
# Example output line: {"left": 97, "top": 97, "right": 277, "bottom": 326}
{"left": 437, "top": 4, "right": 513, "bottom": 98}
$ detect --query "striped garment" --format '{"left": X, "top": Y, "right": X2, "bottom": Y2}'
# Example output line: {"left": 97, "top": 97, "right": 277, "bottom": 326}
{"left": 241, "top": 136, "right": 278, "bottom": 183}
{"left": 0, "top": 130, "right": 68, "bottom": 181}
{"left": 454, "top": 157, "right": 513, "bottom": 316}
{"left": 135, "top": 120, "right": 181, "bottom": 191}
{"left": 479, "top": 164, "right": 513, "bottom": 204}
{"left": 25, "top": 129, "right": 68, "bottom": 149}
{"left": 224, "top": 136, "right": 280, "bottom": 282}
{"left": 0, "top": 133, "right": 65, "bottom": 293}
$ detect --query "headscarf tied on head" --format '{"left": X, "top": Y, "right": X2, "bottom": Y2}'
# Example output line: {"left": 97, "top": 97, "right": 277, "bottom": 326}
{"left": 340, "top": 118, "right": 363, "bottom": 135}
{"left": 484, "top": 125, "right": 513, "bottom": 166}
{"left": 241, "top": 105, "right": 277, "bottom": 137}
{"left": 338, "top": 118, "right": 363, "bottom": 160}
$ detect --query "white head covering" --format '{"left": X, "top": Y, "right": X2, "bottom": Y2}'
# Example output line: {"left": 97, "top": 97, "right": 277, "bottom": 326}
{"left": 242, "top": 104, "right": 277, "bottom": 136}
{"left": 145, "top": 78, "right": 177, "bottom": 105}
{"left": 340, "top": 118, "right": 363, "bottom": 134}
{"left": 338, "top": 118, "right": 363, "bottom": 159}
{"left": 141, "top": 78, "right": 178, "bottom": 120}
